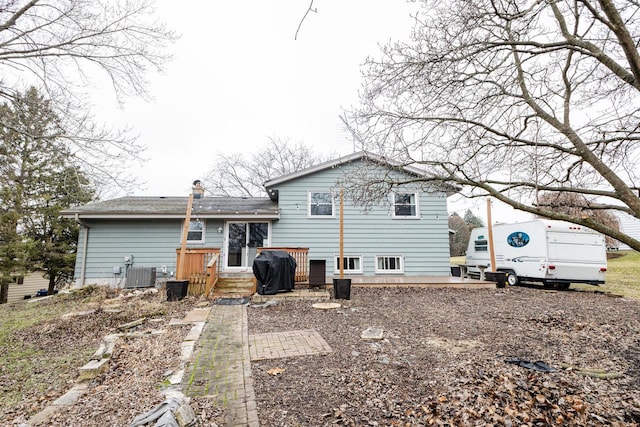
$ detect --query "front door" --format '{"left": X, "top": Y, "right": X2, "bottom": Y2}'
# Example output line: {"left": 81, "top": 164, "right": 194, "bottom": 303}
{"left": 226, "top": 221, "right": 270, "bottom": 270}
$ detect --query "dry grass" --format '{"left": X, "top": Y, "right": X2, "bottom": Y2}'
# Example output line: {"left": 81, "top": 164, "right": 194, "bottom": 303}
{"left": 0, "top": 286, "right": 199, "bottom": 424}
{"left": 450, "top": 255, "right": 465, "bottom": 265}
{"left": 574, "top": 250, "right": 640, "bottom": 299}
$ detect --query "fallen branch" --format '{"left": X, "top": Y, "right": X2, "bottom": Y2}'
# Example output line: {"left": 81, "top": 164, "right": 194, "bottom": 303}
{"left": 561, "top": 363, "right": 624, "bottom": 379}
{"left": 117, "top": 317, "right": 146, "bottom": 331}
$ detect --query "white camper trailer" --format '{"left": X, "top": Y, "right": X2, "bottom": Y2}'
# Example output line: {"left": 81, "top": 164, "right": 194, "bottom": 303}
{"left": 465, "top": 220, "right": 607, "bottom": 289}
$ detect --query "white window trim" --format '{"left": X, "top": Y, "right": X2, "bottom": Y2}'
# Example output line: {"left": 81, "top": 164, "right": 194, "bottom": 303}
{"left": 333, "top": 255, "right": 363, "bottom": 274}
{"left": 374, "top": 255, "right": 405, "bottom": 274}
{"left": 185, "top": 219, "right": 206, "bottom": 244}
{"left": 391, "top": 192, "right": 420, "bottom": 219}
{"left": 308, "top": 190, "right": 335, "bottom": 218}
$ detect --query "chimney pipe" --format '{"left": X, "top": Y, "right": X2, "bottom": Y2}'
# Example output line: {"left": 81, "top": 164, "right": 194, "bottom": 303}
{"left": 192, "top": 180, "right": 204, "bottom": 199}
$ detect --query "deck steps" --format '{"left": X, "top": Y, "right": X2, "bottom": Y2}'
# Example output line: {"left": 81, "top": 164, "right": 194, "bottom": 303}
{"left": 213, "top": 276, "right": 255, "bottom": 297}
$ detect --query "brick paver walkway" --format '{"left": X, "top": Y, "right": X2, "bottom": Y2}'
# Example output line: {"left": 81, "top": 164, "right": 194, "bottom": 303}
{"left": 249, "top": 329, "right": 332, "bottom": 361}
{"left": 183, "top": 303, "right": 334, "bottom": 427}
{"left": 183, "top": 304, "right": 258, "bottom": 427}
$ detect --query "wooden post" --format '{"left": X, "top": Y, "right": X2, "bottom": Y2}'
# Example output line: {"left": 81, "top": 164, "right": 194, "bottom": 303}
{"left": 177, "top": 193, "right": 194, "bottom": 280}
{"left": 339, "top": 188, "right": 344, "bottom": 279}
{"left": 486, "top": 198, "right": 497, "bottom": 272}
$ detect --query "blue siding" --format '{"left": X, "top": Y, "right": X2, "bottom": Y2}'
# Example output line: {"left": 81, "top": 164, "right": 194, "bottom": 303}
{"left": 74, "top": 218, "right": 224, "bottom": 284}
{"left": 270, "top": 160, "right": 450, "bottom": 276}
{"left": 74, "top": 158, "right": 451, "bottom": 284}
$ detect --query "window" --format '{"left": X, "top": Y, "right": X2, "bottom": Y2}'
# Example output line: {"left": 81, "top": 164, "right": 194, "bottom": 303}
{"left": 186, "top": 219, "right": 205, "bottom": 243}
{"left": 334, "top": 255, "right": 363, "bottom": 274}
{"left": 309, "top": 191, "right": 334, "bottom": 217}
{"left": 11, "top": 276, "right": 24, "bottom": 285}
{"left": 375, "top": 255, "right": 404, "bottom": 273}
{"left": 474, "top": 239, "right": 488, "bottom": 252}
{"left": 393, "top": 192, "right": 419, "bottom": 218}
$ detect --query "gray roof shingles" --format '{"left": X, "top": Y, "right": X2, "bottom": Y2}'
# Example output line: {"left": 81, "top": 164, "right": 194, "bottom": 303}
{"left": 61, "top": 196, "right": 279, "bottom": 218}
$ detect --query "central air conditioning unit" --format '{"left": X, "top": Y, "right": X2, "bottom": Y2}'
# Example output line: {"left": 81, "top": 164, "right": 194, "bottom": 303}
{"left": 125, "top": 267, "right": 157, "bottom": 288}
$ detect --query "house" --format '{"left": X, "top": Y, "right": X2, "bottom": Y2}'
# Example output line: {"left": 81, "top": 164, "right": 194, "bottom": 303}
{"left": 61, "top": 152, "right": 454, "bottom": 288}
{"left": 6, "top": 272, "right": 49, "bottom": 303}
{"left": 615, "top": 211, "right": 640, "bottom": 251}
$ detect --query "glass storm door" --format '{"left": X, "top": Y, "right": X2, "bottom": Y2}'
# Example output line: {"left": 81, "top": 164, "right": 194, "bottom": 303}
{"left": 226, "top": 222, "right": 269, "bottom": 269}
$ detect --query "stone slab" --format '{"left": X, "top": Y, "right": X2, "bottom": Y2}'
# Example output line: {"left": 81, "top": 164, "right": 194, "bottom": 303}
{"left": 183, "top": 307, "right": 211, "bottom": 322}
{"left": 61, "top": 309, "right": 96, "bottom": 319}
{"left": 361, "top": 327, "right": 384, "bottom": 340}
{"left": 312, "top": 302, "right": 341, "bottom": 310}
{"left": 180, "top": 341, "right": 195, "bottom": 361}
{"left": 52, "top": 387, "right": 85, "bottom": 406}
{"left": 168, "top": 369, "right": 185, "bottom": 385}
{"left": 79, "top": 358, "right": 110, "bottom": 380}
{"left": 184, "top": 322, "right": 205, "bottom": 341}
{"left": 26, "top": 405, "right": 58, "bottom": 426}
{"left": 175, "top": 402, "right": 196, "bottom": 427}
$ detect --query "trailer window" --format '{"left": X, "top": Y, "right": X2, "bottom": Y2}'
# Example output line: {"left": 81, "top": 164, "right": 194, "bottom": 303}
{"left": 474, "top": 239, "right": 488, "bottom": 252}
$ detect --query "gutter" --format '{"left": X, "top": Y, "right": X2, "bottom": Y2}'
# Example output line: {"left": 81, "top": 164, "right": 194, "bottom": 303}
{"left": 75, "top": 213, "right": 89, "bottom": 287}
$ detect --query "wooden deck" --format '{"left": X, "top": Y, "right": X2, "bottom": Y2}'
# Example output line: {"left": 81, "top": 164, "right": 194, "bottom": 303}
{"left": 332, "top": 276, "right": 495, "bottom": 289}
{"left": 250, "top": 276, "right": 497, "bottom": 303}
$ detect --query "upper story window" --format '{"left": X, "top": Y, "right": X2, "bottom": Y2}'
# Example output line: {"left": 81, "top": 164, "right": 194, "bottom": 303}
{"left": 308, "top": 191, "right": 334, "bottom": 217}
{"left": 187, "top": 219, "right": 205, "bottom": 243}
{"left": 393, "top": 192, "right": 419, "bottom": 218}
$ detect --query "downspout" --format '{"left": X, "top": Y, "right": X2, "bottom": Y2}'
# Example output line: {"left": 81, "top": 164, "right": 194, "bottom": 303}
{"left": 75, "top": 213, "right": 89, "bottom": 287}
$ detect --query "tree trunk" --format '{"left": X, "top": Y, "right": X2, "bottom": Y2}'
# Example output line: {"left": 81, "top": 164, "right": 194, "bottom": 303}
{"left": 0, "top": 282, "right": 8, "bottom": 304}
{"left": 47, "top": 272, "right": 56, "bottom": 296}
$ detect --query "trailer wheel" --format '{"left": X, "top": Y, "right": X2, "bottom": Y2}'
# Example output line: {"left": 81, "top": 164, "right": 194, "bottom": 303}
{"left": 506, "top": 272, "right": 519, "bottom": 286}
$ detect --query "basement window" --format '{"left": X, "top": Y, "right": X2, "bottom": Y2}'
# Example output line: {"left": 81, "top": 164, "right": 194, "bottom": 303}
{"left": 334, "top": 255, "right": 363, "bottom": 274}
{"left": 375, "top": 255, "right": 404, "bottom": 274}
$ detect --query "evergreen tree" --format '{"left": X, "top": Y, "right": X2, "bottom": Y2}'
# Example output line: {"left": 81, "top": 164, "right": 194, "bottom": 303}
{"left": 0, "top": 88, "right": 94, "bottom": 302}
{"left": 25, "top": 166, "right": 93, "bottom": 295}
{"left": 463, "top": 210, "right": 484, "bottom": 229}
{"left": 0, "top": 208, "right": 27, "bottom": 303}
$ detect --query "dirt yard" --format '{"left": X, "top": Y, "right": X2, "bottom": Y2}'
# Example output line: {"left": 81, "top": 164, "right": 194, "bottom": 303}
{"left": 248, "top": 286, "right": 640, "bottom": 426}
{"left": 0, "top": 287, "right": 225, "bottom": 427}
{"left": 2, "top": 285, "right": 639, "bottom": 426}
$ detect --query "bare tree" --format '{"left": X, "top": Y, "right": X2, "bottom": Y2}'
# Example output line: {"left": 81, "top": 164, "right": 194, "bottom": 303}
{"left": 448, "top": 212, "right": 470, "bottom": 256}
{"left": 0, "top": 1, "right": 176, "bottom": 192}
{"left": 348, "top": 0, "right": 640, "bottom": 251}
{"left": 203, "top": 137, "right": 330, "bottom": 197}
{"left": 536, "top": 192, "right": 621, "bottom": 249}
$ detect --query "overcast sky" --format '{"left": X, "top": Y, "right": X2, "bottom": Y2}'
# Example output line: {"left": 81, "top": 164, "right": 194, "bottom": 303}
{"left": 91, "top": 1, "right": 419, "bottom": 196}
{"left": 88, "top": 0, "right": 528, "bottom": 222}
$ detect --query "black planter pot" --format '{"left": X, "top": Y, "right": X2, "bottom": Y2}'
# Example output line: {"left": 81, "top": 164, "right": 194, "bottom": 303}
{"left": 333, "top": 278, "right": 351, "bottom": 300}
{"left": 166, "top": 280, "right": 189, "bottom": 301}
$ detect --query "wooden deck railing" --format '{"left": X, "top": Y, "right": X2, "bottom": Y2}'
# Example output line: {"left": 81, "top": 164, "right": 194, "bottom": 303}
{"left": 175, "top": 248, "right": 221, "bottom": 296}
{"left": 204, "top": 253, "right": 221, "bottom": 299}
{"left": 257, "top": 247, "right": 309, "bottom": 282}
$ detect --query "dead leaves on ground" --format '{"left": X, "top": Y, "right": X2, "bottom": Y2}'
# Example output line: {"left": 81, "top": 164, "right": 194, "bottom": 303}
{"left": 267, "top": 367, "right": 286, "bottom": 376}
{"left": 250, "top": 287, "right": 640, "bottom": 426}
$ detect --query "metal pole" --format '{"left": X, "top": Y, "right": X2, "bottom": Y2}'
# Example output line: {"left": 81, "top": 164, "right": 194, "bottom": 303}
{"left": 487, "top": 198, "right": 497, "bottom": 272}
{"left": 339, "top": 188, "right": 344, "bottom": 279}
